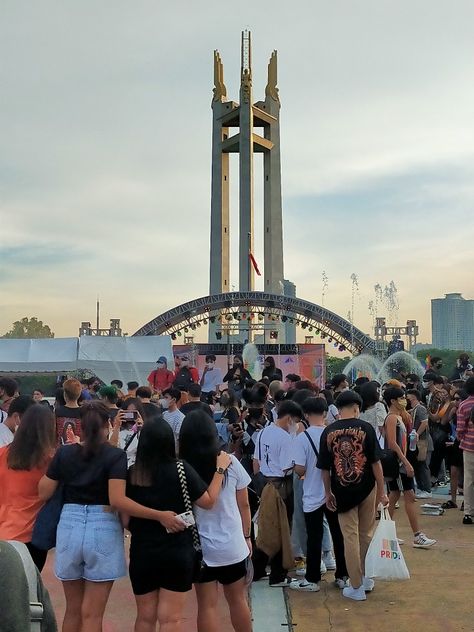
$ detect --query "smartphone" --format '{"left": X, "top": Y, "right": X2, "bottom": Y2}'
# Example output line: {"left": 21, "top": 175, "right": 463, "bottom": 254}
{"left": 166, "top": 511, "right": 196, "bottom": 533}
{"left": 122, "top": 411, "right": 138, "bottom": 421}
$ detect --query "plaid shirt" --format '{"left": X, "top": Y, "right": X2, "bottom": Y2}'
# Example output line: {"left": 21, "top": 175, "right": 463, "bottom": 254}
{"left": 457, "top": 396, "right": 474, "bottom": 452}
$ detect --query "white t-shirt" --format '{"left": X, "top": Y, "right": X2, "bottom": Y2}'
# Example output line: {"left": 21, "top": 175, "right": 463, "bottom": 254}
{"left": 201, "top": 367, "right": 223, "bottom": 393}
{"left": 119, "top": 429, "right": 139, "bottom": 468}
{"left": 253, "top": 424, "right": 294, "bottom": 477}
{"left": 163, "top": 409, "right": 185, "bottom": 443}
{"left": 293, "top": 426, "right": 326, "bottom": 513}
{"left": 194, "top": 455, "right": 251, "bottom": 567}
{"left": 326, "top": 404, "right": 339, "bottom": 424}
{"left": 0, "top": 423, "right": 14, "bottom": 447}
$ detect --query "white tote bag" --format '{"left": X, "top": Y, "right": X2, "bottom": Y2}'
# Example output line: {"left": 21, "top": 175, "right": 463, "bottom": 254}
{"left": 365, "top": 508, "right": 410, "bottom": 581}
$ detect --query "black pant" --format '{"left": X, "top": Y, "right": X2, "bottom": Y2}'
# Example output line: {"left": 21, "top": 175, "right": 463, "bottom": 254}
{"left": 252, "top": 477, "right": 294, "bottom": 584}
{"left": 430, "top": 433, "right": 448, "bottom": 480}
{"left": 25, "top": 542, "right": 48, "bottom": 572}
{"left": 304, "top": 505, "right": 347, "bottom": 584}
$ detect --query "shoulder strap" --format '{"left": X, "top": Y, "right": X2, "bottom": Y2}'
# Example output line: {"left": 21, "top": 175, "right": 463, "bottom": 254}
{"left": 8, "top": 541, "right": 43, "bottom": 631}
{"left": 124, "top": 430, "right": 138, "bottom": 451}
{"left": 176, "top": 460, "right": 201, "bottom": 551}
{"left": 304, "top": 430, "right": 319, "bottom": 457}
{"left": 258, "top": 428, "right": 264, "bottom": 460}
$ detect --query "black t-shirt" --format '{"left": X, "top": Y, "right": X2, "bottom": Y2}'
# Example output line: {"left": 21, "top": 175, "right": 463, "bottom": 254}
{"left": 47, "top": 443, "right": 127, "bottom": 505}
{"left": 180, "top": 401, "right": 213, "bottom": 418}
{"left": 317, "top": 418, "right": 382, "bottom": 513}
{"left": 55, "top": 405, "right": 82, "bottom": 443}
{"left": 126, "top": 461, "right": 207, "bottom": 545}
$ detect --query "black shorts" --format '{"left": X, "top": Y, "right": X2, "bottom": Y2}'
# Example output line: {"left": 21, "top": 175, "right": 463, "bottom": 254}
{"left": 129, "top": 542, "right": 196, "bottom": 595}
{"left": 388, "top": 473, "right": 415, "bottom": 493}
{"left": 195, "top": 559, "right": 247, "bottom": 585}
{"left": 445, "top": 440, "right": 463, "bottom": 469}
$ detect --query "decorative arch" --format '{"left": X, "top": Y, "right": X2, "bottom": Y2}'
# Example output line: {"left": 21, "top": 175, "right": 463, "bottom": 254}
{"left": 133, "top": 292, "right": 375, "bottom": 355}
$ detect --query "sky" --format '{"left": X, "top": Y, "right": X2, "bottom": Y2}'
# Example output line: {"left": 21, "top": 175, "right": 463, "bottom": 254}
{"left": 1, "top": 1, "right": 474, "bottom": 345}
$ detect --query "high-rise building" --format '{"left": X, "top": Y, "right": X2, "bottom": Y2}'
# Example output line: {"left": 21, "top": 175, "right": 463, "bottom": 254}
{"left": 431, "top": 293, "right": 474, "bottom": 351}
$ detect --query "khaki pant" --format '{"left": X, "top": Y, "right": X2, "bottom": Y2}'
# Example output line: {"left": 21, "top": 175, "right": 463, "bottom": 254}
{"left": 463, "top": 450, "right": 474, "bottom": 517}
{"left": 338, "top": 487, "right": 376, "bottom": 589}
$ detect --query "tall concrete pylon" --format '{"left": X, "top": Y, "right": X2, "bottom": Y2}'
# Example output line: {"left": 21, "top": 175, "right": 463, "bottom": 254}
{"left": 209, "top": 31, "right": 285, "bottom": 342}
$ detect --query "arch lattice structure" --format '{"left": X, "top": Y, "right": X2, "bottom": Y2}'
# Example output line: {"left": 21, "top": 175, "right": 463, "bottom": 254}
{"left": 133, "top": 292, "right": 375, "bottom": 355}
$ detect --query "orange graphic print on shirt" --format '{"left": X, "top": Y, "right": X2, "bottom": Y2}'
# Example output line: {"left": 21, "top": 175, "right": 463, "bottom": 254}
{"left": 327, "top": 428, "right": 367, "bottom": 486}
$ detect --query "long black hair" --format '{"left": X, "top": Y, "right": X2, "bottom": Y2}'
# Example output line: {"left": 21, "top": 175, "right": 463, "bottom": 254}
{"left": 79, "top": 401, "right": 110, "bottom": 460}
{"left": 7, "top": 404, "right": 56, "bottom": 471}
{"left": 179, "top": 410, "right": 222, "bottom": 485}
{"left": 130, "top": 414, "right": 176, "bottom": 486}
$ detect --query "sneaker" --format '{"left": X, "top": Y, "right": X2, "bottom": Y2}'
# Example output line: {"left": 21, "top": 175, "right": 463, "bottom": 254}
{"left": 397, "top": 538, "right": 404, "bottom": 545}
{"left": 322, "top": 551, "right": 336, "bottom": 570}
{"left": 342, "top": 585, "right": 366, "bottom": 601}
{"left": 362, "top": 577, "right": 375, "bottom": 592}
{"left": 295, "top": 558, "right": 307, "bottom": 576}
{"left": 413, "top": 532, "right": 437, "bottom": 548}
{"left": 320, "top": 560, "right": 327, "bottom": 574}
{"left": 415, "top": 490, "right": 432, "bottom": 499}
{"left": 394, "top": 501, "right": 400, "bottom": 509}
{"left": 289, "top": 579, "right": 320, "bottom": 592}
{"left": 463, "top": 515, "right": 473, "bottom": 525}
{"left": 269, "top": 577, "right": 292, "bottom": 587}
{"left": 334, "top": 577, "right": 349, "bottom": 589}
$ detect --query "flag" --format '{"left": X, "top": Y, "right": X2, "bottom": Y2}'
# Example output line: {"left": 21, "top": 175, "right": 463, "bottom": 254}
{"left": 249, "top": 252, "right": 262, "bottom": 276}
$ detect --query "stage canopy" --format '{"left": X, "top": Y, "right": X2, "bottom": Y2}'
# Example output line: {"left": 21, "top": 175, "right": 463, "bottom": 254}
{"left": 0, "top": 336, "right": 173, "bottom": 385}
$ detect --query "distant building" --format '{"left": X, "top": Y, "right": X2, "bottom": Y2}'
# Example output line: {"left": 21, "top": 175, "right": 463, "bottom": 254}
{"left": 283, "top": 279, "right": 297, "bottom": 345}
{"left": 431, "top": 293, "right": 474, "bottom": 351}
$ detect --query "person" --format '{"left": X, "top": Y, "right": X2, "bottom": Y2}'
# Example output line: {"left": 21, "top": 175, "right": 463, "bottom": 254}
{"left": 359, "top": 382, "right": 386, "bottom": 432}
{"left": 451, "top": 353, "right": 473, "bottom": 381}
{"left": 161, "top": 388, "right": 185, "bottom": 446}
{"left": 0, "top": 377, "right": 18, "bottom": 413}
{"left": 33, "top": 388, "right": 52, "bottom": 408}
{"left": 110, "top": 398, "right": 147, "bottom": 468}
{"left": 0, "top": 404, "right": 56, "bottom": 571}
{"left": 331, "top": 374, "right": 349, "bottom": 396}
{"left": 262, "top": 357, "right": 283, "bottom": 382}
{"left": 82, "top": 377, "right": 100, "bottom": 401}
{"left": 136, "top": 386, "right": 161, "bottom": 420}
{"left": 317, "top": 390, "right": 388, "bottom": 602}
{"left": 223, "top": 355, "right": 252, "bottom": 401}
{"left": 200, "top": 355, "right": 224, "bottom": 401}
{"left": 406, "top": 389, "right": 432, "bottom": 497}
{"left": 124, "top": 416, "right": 231, "bottom": 632}
{"left": 427, "top": 356, "right": 444, "bottom": 374}
{"left": 98, "top": 384, "right": 120, "bottom": 415}
{"left": 215, "top": 390, "right": 241, "bottom": 450}
{"left": 319, "top": 389, "right": 339, "bottom": 424}
{"left": 148, "top": 357, "right": 174, "bottom": 394}
{"left": 252, "top": 400, "right": 302, "bottom": 587}
{"left": 39, "top": 401, "right": 188, "bottom": 632}
{"left": 179, "top": 384, "right": 214, "bottom": 417}
{"left": 179, "top": 411, "right": 252, "bottom": 632}
{"left": 442, "top": 390, "right": 466, "bottom": 510}
{"left": 173, "top": 355, "right": 199, "bottom": 391}
{"left": 290, "top": 397, "right": 348, "bottom": 592}
{"left": 125, "top": 381, "right": 140, "bottom": 400}
{"left": 383, "top": 387, "right": 437, "bottom": 548}
{"left": 425, "top": 374, "right": 451, "bottom": 485}
{"left": 55, "top": 378, "right": 83, "bottom": 443}
{"left": 283, "top": 374, "right": 301, "bottom": 391}
{"left": 456, "top": 377, "right": 474, "bottom": 524}
{"left": 0, "top": 395, "right": 34, "bottom": 447}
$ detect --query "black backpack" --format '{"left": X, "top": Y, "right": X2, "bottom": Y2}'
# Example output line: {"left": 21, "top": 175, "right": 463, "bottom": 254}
{"left": 173, "top": 366, "right": 194, "bottom": 390}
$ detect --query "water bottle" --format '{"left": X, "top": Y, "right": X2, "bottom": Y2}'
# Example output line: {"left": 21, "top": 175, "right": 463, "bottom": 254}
{"left": 409, "top": 429, "right": 417, "bottom": 451}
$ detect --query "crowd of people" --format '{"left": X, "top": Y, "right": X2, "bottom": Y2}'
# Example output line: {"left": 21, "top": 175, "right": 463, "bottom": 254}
{"left": 0, "top": 349, "right": 473, "bottom": 630}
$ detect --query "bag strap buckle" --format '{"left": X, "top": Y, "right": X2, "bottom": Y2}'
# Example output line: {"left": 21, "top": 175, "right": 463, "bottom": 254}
{"left": 30, "top": 602, "right": 44, "bottom": 621}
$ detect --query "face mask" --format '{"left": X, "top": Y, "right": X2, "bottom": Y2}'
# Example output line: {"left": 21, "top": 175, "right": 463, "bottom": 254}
{"left": 159, "top": 398, "right": 170, "bottom": 409}
{"left": 157, "top": 362, "right": 165, "bottom": 369}
{"left": 207, "top": 362, "right": 214, "bottom": 368}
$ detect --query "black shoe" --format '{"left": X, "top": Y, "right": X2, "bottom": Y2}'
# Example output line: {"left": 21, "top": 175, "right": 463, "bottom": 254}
{"left": 463, "top": 515, "right": 473, "bottom": 525}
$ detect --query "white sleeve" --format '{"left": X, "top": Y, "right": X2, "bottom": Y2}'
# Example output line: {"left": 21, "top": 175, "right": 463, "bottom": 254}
{"left": 252, "top": 429, "right": 262, "bottom": 460}
{"left": 293, "top": 433, "right": 307, "bottom": 467}
{"left": 231, "top": 456, "right": 251, "bottom": 489}
{"left": 280, "top": 434, "right": 295, "bottom": 471}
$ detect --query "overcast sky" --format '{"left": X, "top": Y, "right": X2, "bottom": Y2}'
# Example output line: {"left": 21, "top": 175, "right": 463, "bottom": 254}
{"left": 1, "top": 1, "right": 473, "bottom": 344}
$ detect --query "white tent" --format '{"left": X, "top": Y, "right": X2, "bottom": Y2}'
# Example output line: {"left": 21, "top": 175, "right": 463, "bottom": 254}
{"left": 0, "top": 336, "right": 173, "bottom": 385}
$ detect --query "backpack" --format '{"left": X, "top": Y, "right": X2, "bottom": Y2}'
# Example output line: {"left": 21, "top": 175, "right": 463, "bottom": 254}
{"left": 173, "top": 366, "right": 194, "bottom": 391}
{"left": 7, "top": 541, "right": 43, "bottom": 631}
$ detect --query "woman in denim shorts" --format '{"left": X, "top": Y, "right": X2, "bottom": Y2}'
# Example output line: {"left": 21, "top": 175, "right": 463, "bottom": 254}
{"left": 39, "top": 401, "right": 190, "bottom": 632}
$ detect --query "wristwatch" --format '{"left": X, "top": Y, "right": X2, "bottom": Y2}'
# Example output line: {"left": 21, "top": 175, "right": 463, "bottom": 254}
{"left": 216, "top": 467, "right": 226, "bottom": 475}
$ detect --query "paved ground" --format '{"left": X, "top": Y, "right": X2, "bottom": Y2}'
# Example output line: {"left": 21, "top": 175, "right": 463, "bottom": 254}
{"left": 42, "top": 492, "right": 472, "bottom": 631}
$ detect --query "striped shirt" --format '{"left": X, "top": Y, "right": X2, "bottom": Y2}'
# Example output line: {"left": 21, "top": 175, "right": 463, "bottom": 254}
{"left": 456, "top": 396, "right": 474, "bottom": 452}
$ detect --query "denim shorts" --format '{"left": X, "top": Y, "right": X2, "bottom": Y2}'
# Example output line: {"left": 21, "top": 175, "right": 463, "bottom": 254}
{"left": 55, "top": 504, "right": 126, "bottom": 582}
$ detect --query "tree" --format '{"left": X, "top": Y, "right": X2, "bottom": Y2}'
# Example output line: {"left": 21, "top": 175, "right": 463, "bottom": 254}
{"left": 2, "top": 317, "right": 54, "bottom": 339}
{"left": 325, "top": 354, "right": 351, "bottom": 380}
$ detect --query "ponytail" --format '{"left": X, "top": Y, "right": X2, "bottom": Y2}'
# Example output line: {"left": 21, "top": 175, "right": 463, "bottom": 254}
{"left": 79, "top": 401, "right": 110, "bottom": 459}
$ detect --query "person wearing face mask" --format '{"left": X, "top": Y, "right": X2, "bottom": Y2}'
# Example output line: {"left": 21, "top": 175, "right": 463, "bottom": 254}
{"left": 147, "top": 356, "right": 174, "bottom": 394}
{"left": 0, "top": 396, "right": 34, "bottom": 447}
{"left": 223, "top": 355, "right": 252, "bottom": 402}
{"left": 172, "top": 354, "right": 199, "bottom": 391}
{"left": 200, "top": 354, "right": 223, "bottom": 401}
{"left": 383, "top": 387, "right": 436, "bottom": 550}
{"left": 251, "top": 400, "right": 302, "bottom": 587}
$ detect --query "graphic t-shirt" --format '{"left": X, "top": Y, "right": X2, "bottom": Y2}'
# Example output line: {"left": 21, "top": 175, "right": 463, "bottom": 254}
{"left": 47, "top": 443, "right": 127, "bottom": 505}
{"left": 293, "top": 426, "right": 326, "bottom": 513}
{"left": 253, "top": 424, "right": 294, "bottom": 477}
{"left": 55, "top": 405, "right": 82, "bottom": 444}
{"left": 194, "top": 455, "right": 251, "bottom": 567}
{"left": 317, "top": 418, "right": 381, "bottom": 513}
{"left": 0, "top": 423, "right": 14, "bottom": 447}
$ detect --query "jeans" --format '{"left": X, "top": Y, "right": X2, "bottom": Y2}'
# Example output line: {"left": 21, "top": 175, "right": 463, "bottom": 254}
{"left": 291, "top": 473, "right": 307, "bottom": 557}
{"left": 414, "top": 452, "right": 432, "bottom": 492}
{"left": 304, "top": 505, "right": 347, "bottom": 584}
